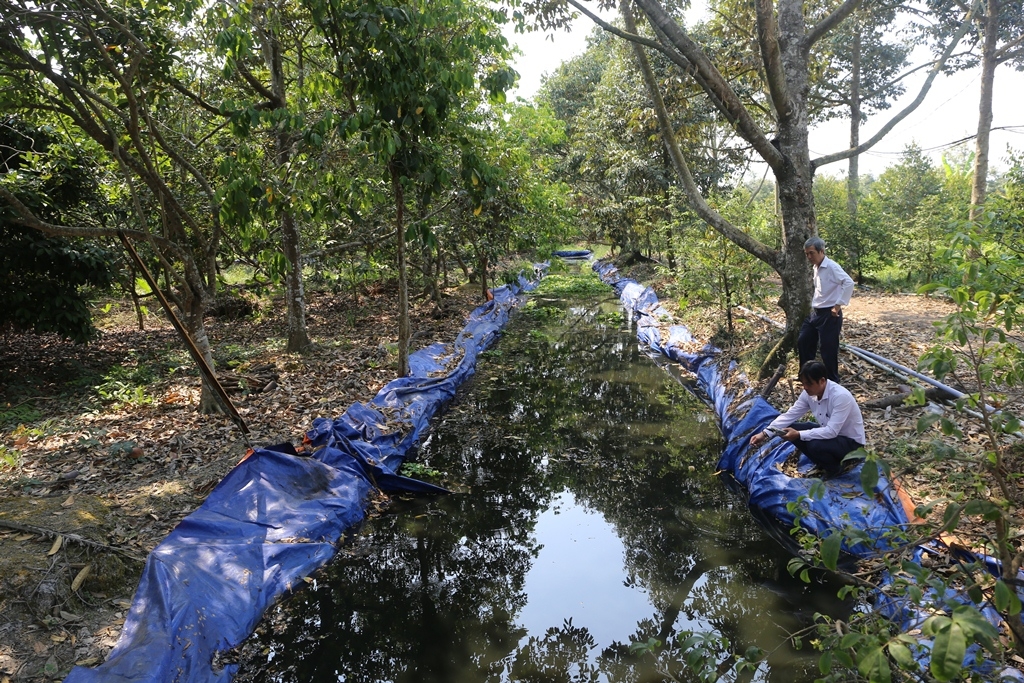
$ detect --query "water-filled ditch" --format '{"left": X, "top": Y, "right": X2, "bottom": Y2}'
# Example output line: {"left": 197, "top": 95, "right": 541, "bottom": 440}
{"left": 234, "top": 281, "right": 849, "bottom": 682}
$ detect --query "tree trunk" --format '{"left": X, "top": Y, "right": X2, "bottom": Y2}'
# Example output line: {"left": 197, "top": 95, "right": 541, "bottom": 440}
{"left": 970, "top": 0, "right": 1000, "bottom": 221}
{"left": 848, "top": 28, "right": 862, "bottom": 281}
{"left": 280, "top": 208, "right": 311, "bottom": 351}
{"left": 263, "top": 17, "right": 312, "bottom": 353}
{"left": 762, "top": 0, "right": 817, "bottom": 373}
{"left": 392, "top": 165, "right": 410, "bottom": 376}
{"left": 183, "top": 293, "right": 221, "bottom": 415}
{"left": 623, "top": 0, "right": 810, "bottom": 355}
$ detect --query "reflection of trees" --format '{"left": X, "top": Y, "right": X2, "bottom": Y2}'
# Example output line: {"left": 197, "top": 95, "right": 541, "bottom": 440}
{"left": 507, "top": 619, "right": 600, "bottom": 683}
{"left": 236, "top": 295, "right": 839, "bottom": 683}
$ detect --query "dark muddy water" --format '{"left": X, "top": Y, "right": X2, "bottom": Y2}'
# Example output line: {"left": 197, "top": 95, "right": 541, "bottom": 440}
{"left": 235, "top": 287, "right": 847, "bottom": 683}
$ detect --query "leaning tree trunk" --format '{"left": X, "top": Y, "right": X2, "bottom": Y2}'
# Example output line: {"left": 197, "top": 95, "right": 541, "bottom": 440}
{"left": 970, "top": 0, "right": 999, "bottom": 222}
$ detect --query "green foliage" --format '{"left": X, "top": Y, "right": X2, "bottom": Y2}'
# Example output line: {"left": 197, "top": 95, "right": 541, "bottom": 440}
{"left": 0, "top": 444, "right": 20, "bottom": 470}
{"left": 627, "top": 630, "right": 764, "bottom": 682}
{"left": 533, "top": 272, "right": 607, "bottom": 297}
{"left": 538, "top": 19, "right": 746, "bottom": 255}
{"left": 815, "top": 176, "right": 886, "bottom": 282}
{"left": 0, "top": 402, "right": 43, "bottom": 430}
{"left": 666, "top": 187, "right": 773, "bottom": 330}
{"left": 521, "top": 301, "right": 563, "bottom": 321}
{"left": 398, "top": 461, "right": 441, "bottom": 480}
{"left": 854, "top": 144, "right": 973, "bottom": 286}
{"left": 0, "top": 117, "right": 115, "bottom": 342}
{"left": 800, "top": 175, "right": 1024, "bottom": 683}
{"left": 94, "top": 363, "right": 156, "bottom": 407}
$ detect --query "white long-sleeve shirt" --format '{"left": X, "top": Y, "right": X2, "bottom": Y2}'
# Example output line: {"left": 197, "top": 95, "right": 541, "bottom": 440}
{"left": 811, "top": 256, "right": 854, "bottom": 309}
{"left": 767, "top": 380, "right": 866, "bottom": 444}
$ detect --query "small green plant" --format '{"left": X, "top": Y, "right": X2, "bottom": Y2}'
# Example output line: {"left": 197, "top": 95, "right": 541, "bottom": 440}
{"left": 399, "top": 462, "right": 441, "bottom": 480}
{"left": 0, "top": 445, "right": 21, "bottom": 470}
{"left": 594, "top": 310, "right": 624, "bottom": 326}
{"left": 0, "top": 403, "right": 43, "bottom": 429}
{"left": 94, "top": 362, "right": 156, "bottom": 407}
{"left": 522, "top": 302, "right": 563, "bottom": 320}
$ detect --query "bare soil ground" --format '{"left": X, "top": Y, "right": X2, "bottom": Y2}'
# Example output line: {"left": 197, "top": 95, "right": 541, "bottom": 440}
{"left": 0, "top": 276, "right": 1013, "bottom": 681}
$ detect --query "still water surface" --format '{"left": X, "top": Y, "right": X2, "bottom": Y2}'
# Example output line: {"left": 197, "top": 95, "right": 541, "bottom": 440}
{"left": 235, "top": 288, "right": 847, "bottom": 682}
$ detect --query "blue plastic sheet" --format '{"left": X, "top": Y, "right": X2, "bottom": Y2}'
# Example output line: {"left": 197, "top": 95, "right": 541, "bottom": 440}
{"left": 65, "top": 272, "right": 542, "bottom": 683}
{"left": 552, "top": 249, "right": 592, "bottom": 259}
{"left": 592, "top": 261, "right": 909, "bottom": 556}
{"left": 593, "top": 259, "right": 1024, "bottom": 680}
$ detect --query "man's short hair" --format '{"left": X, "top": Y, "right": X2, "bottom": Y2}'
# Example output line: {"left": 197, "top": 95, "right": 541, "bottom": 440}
{"left": 798, "top": 360, "right": 828, "bottom": 384}
{"left": 803, "top": 236, "right": 826, "bottom": 252}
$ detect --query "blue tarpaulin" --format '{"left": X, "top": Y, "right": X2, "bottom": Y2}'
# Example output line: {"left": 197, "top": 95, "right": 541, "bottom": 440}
{"left": 593, "top": 259, "right": 1023, "bottom": 680}
{"left": 64, "top": 273, "right": 541, "bottom": 683}
{"left": 553, "top": 249, "right": 592, "bottom": 260}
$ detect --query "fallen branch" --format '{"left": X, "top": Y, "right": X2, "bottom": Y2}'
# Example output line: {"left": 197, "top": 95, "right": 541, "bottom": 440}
{"left": 760, "top": 364, "right": 786, "bottom": 398}
{"left": 0, "top": 519, "right": 146, "bottom": 563}
{"left": 863, "top": 387, "right": 957, "bottom": 409}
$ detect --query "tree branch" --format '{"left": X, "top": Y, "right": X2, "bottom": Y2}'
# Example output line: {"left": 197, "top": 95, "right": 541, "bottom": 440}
{"left": 811, "top": 3, "right": 978, "bottom": 170}
{"left": 754, "top": 0, "right": 791, "bottom": 121}
{"left": 0, "top": 186, "right": 178, "bottom": 255}
{"left": 235, "top": 59, "right": 282, "bottom": 107}
{"left": 805, "top": 0, "right": 862, "bottom": 48}
{"left": 619, "top": 0, "right": 778, "bottom": 268}
{"left": 631, "top": 0, "right": 786, "bottom": 170}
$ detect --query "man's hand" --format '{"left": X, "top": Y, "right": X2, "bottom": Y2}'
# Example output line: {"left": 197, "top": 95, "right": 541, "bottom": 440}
{"left": 750, "top": 431, "right": 767, "bottom": 446}
{"left": 780, "top": 427, "right": 800, "bottom": 442}
{"left": 831, "top": 304, "right": 842, "bottom": 317}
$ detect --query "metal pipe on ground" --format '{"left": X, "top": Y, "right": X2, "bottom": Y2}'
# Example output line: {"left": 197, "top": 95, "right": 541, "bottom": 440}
{"left": 737, "top": 305, "right": 784, "bottom": 330}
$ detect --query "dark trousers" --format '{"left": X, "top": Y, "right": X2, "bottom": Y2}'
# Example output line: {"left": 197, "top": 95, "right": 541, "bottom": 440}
{"left": 798, "top": 307, "right": 842, "bottom": 382}
{"left": 789, "top": 422, "right": 862, "bottom": 475}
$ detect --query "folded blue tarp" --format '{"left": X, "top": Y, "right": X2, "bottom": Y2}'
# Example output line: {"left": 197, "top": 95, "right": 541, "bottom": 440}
{"left": 593, "top": 259, "right": 1023, "bottom": 680}
{"left": 553, "top": 249, "right": 592, "bottom": 259}
{"left": 65, "top": 273, "right": 541, "bottom": 683}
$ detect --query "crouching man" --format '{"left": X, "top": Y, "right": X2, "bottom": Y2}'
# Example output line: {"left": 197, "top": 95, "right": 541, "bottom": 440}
{"left": 749, "top": 361, "right": 866, "bottom": 476}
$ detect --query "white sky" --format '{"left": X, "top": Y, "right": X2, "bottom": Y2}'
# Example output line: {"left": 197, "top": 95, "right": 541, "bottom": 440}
{"left": 503, "top": 9, "right": 1024, "bottom": 179}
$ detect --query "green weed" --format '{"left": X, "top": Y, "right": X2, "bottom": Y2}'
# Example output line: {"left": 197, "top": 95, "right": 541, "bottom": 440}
{"left": 522, "top": 301, "right": 563, "bottom": 320}
{"left": 0, "top": 403, "right": 43, "bottom": 429}
{"left": 534, "top": 273, "right": 607, "bottom": 297}
{"left": 0, "top": 445, "right": 21, "bottom": 470}
{"left": 595, "top": 310, "right": 624, "bottom": 326}
{"left": 400, "top": 462, "right": 442, "bottom": 480}
{"left": 94, "top": 363, "right": 156, "bottom": 407}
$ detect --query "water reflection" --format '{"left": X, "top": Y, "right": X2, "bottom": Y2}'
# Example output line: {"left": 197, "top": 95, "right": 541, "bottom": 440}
{"left": 235, "top": 291, "right": 847, "bottom": 683}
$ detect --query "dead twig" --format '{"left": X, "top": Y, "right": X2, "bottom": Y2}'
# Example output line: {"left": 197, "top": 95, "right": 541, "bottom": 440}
{"left": 0, "top": 519, "right": 146, "bottom": 563}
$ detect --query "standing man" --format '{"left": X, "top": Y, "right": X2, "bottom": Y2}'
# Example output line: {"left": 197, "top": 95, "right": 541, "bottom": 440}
{"left": 798, "top": 236, "right": 854, "bottom": 383}
{"left": 749, "top": 361, "right": 866, "bottom": 476}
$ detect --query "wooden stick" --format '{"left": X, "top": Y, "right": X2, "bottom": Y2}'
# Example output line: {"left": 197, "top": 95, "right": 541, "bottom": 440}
{"left": 863, "top": 387, "right": 957, "bottom": 409}
{"left": 760, "top": 364, "right": 786, "bottom": 398}
{"left": 0, "top": 519, "right": 146, "bottom": 563}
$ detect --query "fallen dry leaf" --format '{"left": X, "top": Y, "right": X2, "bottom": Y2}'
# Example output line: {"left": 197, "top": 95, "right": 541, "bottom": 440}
{"left": 47, "top": 535, "right": 63, "bottom": 556}
{"left": 71, "top": 564, "right": 91, "bottom": 591}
